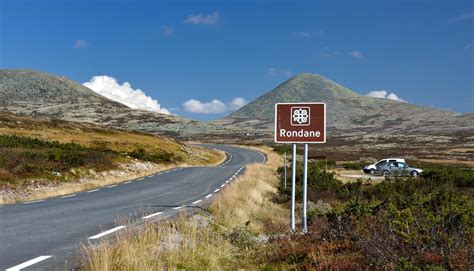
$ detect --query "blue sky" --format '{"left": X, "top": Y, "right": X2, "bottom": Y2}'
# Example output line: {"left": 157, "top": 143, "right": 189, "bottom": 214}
{"left": 1, "top": 0, "right": 472, "bottom": 120}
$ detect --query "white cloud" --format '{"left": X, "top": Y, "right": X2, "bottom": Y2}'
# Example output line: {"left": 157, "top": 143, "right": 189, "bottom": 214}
{"left": 293, "top": 30, "right": 324, "bottom": 39}
{"left": 183, "top": 99, "right": 227, "bottom": 114}
{"left": 184, "top": 12, "right": 220, "bottom": 25}
{"left": 74, "top": 39, "right": 88, "bottom": 49}
{"left": 183, "top": 97, "right": 248, "bottom": 114}
{"left": 162, "top": 25, "right": 175, "bottom": 36}
{"left": 350, "top": 50, "right": 363, "bottom": 59}
{"left": 366, "top": 90, "right": 405, "bottom": 102}
{"left": 83, "top": 75, "right": 170, "bottom": 114}
{"left": 316, "top": 49, "right": 341, "bottom": 58}
{"left": 229, "top": 97, "right": 248, "bottom": 110}
{"left": 447, "top": 11, "right": 474, "bottom": 23}
{"left": 267, "top": 67, "right": 293, "bottom": 78}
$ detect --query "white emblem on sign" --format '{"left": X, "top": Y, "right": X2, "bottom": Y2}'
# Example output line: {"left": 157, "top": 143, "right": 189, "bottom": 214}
{"left": 291, "top": 107, "right": 310, "bottom": 126}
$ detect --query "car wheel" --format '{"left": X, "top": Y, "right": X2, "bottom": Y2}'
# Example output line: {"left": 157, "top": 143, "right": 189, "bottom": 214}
{"left": 383, "top": 170, "right": 390, "bottom": 177}
{"left": 370, "top": 169, "right": 375, "bottom": 175}
{"left": 411, "top": 171, "right": 419, "bottom": 177}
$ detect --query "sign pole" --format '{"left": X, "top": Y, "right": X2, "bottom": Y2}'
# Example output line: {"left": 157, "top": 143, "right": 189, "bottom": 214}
{"left": 275, "top": 103, "right": 326, "bottom": 233}
{"left": 284, "top": 152, "right": 287, "bottom": 189}
{"left": 291, "top": 143, "right": 296, "bottom": 232}
{"left": 302, "top": 143, "right": 308, "bottom": 233}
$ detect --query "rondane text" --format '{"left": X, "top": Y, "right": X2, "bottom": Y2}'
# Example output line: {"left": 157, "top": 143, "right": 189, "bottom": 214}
{"left": 279, "top": 129, "right": 321, "bottom": 138}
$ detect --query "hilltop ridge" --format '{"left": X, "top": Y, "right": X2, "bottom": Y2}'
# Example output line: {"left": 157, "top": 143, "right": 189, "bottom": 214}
{"left": 0, "top": 69, "right": 230, "bottom": 137}
{"left": 221, "top": 73, "right": 473, "bottom": 136}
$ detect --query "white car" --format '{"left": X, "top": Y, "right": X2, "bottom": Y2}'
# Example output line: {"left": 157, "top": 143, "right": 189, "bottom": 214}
{"left": 363, "top": 158, "right": 406, "bottom": 175}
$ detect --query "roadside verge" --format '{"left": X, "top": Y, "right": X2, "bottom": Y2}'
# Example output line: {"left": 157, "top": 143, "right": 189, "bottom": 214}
{"left": 0, "top": 145, "right": 225, "bottom": 205}
{"left": 82, "top": 145, "right": 288, "bottom": 270}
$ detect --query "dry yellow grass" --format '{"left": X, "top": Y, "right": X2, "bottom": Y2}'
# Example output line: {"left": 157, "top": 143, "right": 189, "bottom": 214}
{"left": 0, "top": 112, "right": 225, "bottom": 204}
{"left": 331, "top": 169, "right": 383, "bottom": 184}
{"left": 84, "top": 217, "right": 238, "bottom": 271}
{"left": 82, "top": 145, "right": 288, "bottom": 270}
{"left": 0, "top": 148, "right": 225, "bottom": 205}
{"left": 0, "top": 111, "right": 219, "bottom": 164}
{"left": 419, "top": 158, "right": 474, "bottom": 167}
{"left": 210, "top": 145, "right": 287, "bottom": 234}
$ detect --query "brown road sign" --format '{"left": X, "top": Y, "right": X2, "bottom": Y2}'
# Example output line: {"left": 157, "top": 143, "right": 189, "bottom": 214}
{"left": 274, "top": 103, "right": 326, "bottom": 143}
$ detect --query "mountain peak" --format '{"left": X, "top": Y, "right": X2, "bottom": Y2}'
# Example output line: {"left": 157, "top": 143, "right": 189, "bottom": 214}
{"left": 228, "top": 72, "right": 360, "bottom": 120}
{"left": 224, "top": 72, "right": 471, "bottom": 135}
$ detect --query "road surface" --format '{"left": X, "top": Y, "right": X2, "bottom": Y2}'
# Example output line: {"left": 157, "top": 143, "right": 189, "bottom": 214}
{"left": 0, "top": 144, "right": 265, "bottom": 270}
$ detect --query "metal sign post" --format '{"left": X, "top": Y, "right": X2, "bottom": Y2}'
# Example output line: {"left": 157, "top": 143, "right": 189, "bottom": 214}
{"left": 284, "top": 152, "right": 287, "bottom": 189}
{"left": 302, "top": 144, "right": 308, "bottom": 232}
{"left": 275, "top": 102, "right": 326, "bottom": 233}
{"left": 290, "top": 144, "right": 296, "bottom": 231}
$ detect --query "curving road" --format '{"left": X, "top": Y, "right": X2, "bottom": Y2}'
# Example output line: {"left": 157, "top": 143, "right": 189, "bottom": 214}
{"left": 0, "top": 145, "right": 266, "bottom": 270}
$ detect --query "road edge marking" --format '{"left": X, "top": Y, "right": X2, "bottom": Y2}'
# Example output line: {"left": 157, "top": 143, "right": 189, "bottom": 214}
{"left": 143, "top": 211, "right": 164, "bottom": 219}
{"left": 88, "top": 226, "right": 126, "bottom": 240}
{"left": 59, "top": 194, "right": 76, "bottom": 199}
{"left": 23, "top": 200, "right": 45, "bottom": 204}
{"left": 6, "top": 255, "right": 52, "bottom": 271}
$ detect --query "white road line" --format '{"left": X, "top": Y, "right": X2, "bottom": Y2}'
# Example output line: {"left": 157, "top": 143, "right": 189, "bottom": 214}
{"left": 107, "top": 184, "right": 118, "bottom": 188}
{"left": 23, "top": 200, "right": 44, "bottom": 204}
{"left": 87, "top": 189, "right": 100, "bottom": 193}
{"left": 124, "top": 181, "right": 132, "bottom": 184}
{"left": 205, "top": 194, "right": 213, "bottom": 199}
{"left": 172, "top": 206, "right": 184, "bottom": 210}
{"left": 225, "top": 181, "right": 230, "bottom": 184}
{"left": 192, "top": 199, "right": 202, "bottom": 204}
{"left": 6, "top": 255, "right": 52, "bottom": 271}
{"left": 88, "top": 226, "right": 126, "bottom": 240}
{"left": 214, "top": 188, "right": 220, "bottom": 192}
{"left": 138, "top": 177, "right": 144, "bottom": 180}
{"left": 60, "top": 194, "right": 76, "bottom": 199}
{"left": 142, "top": 211, "right": 163, "bottom": 219}
{"left": 220, "top": 184, "right": 225, "bottom": 188}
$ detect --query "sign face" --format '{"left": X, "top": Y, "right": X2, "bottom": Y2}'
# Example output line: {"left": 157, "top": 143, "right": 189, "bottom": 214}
{"left": 274, "top": 103, "right": 326, "bottom": 143}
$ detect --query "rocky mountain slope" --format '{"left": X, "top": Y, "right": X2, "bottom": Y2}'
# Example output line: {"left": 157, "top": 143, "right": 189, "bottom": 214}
{"left": 0, "top": 69, "right": 230, "bottom": 136}
{"left": 219, "top": 73, "right": 473, "bottom": 136}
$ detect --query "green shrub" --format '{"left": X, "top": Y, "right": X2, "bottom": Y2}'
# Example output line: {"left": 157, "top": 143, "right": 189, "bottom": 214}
{"left": 340, "top": 161, "right": 368, "bottom": 170}
{"left": 275, "top": 161, "right": 474, "bottom": 270}
{"left": 128, "top": 148, "right": 181, "bottom": 163}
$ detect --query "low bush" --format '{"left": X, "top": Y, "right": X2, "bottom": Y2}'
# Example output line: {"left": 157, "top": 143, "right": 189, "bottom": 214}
{"left": 340, "top": 161, "right": 368, "bottom": 170}
{"left": 0, "top": 135, "right": 180, "bottom": 187}
{"left": 272, "top": 161, "right": 474, "bottom": 270}
{"left": 128, "top": 148, "right": 182, "bottom": 163}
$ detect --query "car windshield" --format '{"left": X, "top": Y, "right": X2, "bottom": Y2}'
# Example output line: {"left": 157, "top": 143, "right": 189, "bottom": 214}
{"left": 376, "top": 160, "right": 386, "bottom": 166}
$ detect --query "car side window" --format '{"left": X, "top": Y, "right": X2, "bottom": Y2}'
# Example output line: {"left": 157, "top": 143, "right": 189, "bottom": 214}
{"left": 388, "top": 162, "right": 396, "bottom": 167}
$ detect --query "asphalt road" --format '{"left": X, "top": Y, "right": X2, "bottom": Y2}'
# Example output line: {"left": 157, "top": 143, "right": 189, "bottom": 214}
{"left": 0, "top": 144, "right": 266, "bottom": 270}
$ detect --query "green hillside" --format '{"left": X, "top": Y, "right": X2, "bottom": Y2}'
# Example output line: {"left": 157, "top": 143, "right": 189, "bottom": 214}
{"left": 224, "top": 73, "right": 473, "bottom": 135}
{"left": 0, "top": 69, "right": 231, "bottom": 137}
{"left": 230, "top": 73, "right": 360, "bottom": 120}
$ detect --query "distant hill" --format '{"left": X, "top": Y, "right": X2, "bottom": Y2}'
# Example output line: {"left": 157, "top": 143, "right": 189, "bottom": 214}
{"left": 0, "top": 69, "right": 229, "bottom": 136}
{"left": 219, "top": 73, "right": 473, "bottom": 136}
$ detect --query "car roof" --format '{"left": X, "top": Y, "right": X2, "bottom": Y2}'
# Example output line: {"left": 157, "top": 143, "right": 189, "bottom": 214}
{"left": 378, "top": 158, "right": 405, "bottom": 161}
